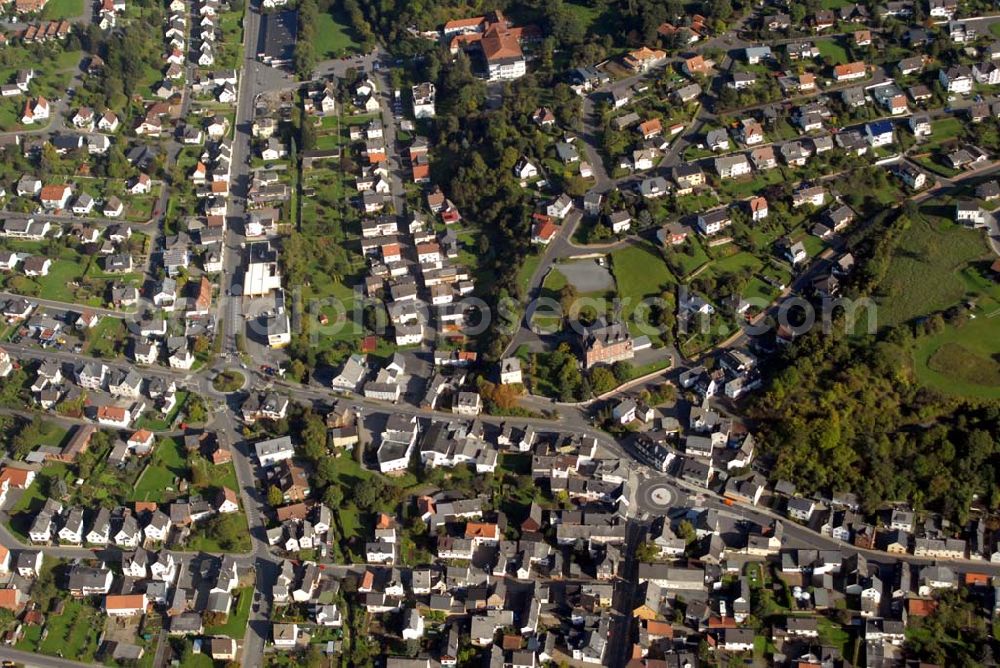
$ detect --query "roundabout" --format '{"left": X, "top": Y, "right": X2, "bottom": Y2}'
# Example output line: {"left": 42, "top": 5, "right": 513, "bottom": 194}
{"left": 212, "top": 369, "right": 248, "bottom": 393}
{"left": 636, "top": 475, "right": 682, "bottom": 516}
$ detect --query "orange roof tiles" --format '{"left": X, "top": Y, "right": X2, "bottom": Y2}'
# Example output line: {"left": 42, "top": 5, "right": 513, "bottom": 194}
{"left": 39, "top": 184, "right": 69, "bottom": 201}
{"left": 0, "top": 589, "right": 20, "bottom": 611}
{"left": 0, "top": 467, "right": 33, "bottom": 488}
{"left": 834, "top": 61, "right": 866, "bottom": 78}
{"left": 97, "top": 406, "right": 127, "bottom": 421}
{"left": 464, "top": 522, "right": 498, "bottom": 540}
{"left": 105, "top": 594, "right": 146, "bottom": 610}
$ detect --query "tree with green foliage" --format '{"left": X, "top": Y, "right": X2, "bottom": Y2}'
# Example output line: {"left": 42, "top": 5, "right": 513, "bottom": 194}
{"left": 355, "top": 477, "right": 387, "bottom": 511}
{"left": 612, "top": 361, "right": 634, "bottom": 383}
{"left": 206, "top": 513, "right": 245, "bottom": 550}
{"left": 588, "top": 367, "right": 617, "bottom": 395}
{"left": 323, "top": 485, "right": 344, "bottom": 509}
{"left": 905, "top": 589, "right": 989, "bottom": 666}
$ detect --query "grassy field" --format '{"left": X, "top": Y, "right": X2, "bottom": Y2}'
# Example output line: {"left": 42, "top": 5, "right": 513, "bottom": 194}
{"left": 920, "top": 117, "right": 964, "bottom": 152}
{"left": 86, "top": 317, "right": 129, "bottom": 357}
{"left": 130, "top": 437, "right": 187, "bottom": 502}
{"left": 517, "top": 251, "right": 543, "bottom": 298}
{"left": 204, "top": 587, "right": 253, "bottom": 638}
{"left": 313, "top": 8, "right": 362, "bottom": 58}
{"left": 611, "top": 242, "right": 677, "bottom": 344}
{"left": 872, "top": 208, "right": 1000, "bottom": 398}
{"left": 716, "top": 168, "right": 787, "bottom": 200}
{"left": 12, "top": 463, "right": 68, "bottom": 514}
{"left": 914, "top": 316, "right": 1000, "bottom": 399}
{"left": 35, "top": 421, "right": 69, "bottom": 448}
{"left": 666, "top": 237, "right": 710, "bottom": 277}
{"left": 531, "top": 267, "right": 571, "bottom": 332}
{"left": 42, "top": 0, "right": 84, "bottom": 18}
{"left": 874, "top": 213, "right": 992, "bottom": 328}
{"left": 17, "top": 598, "right": 101, "bottom": 661}
{"left": 130, "top": 435, "right": 240, "bottom": 503}
{"left": 816, "top": 38, "right": 849, "bottom": 65}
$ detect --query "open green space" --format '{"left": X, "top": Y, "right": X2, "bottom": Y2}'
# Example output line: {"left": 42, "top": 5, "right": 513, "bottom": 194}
{"left": 34, "top": 421, "right": 70, "bottom": 448}
{"left": 130, "top": 437, "right": 186, "bottom": 502}
{"left": 39, "top": 599, "right": 100, "bottom": 660}
{"left": 818, "top": 617, "right": 852, "bottom": 656}
{"left": 16, "top": 598, "right": 101, "bottom": 662}
{"left": 915, "top": 317, "right": 1000, "bottom": 399}
{"left": 313, "top": 8, "right": 362, "bottom": 58}
{"left": 874, "top": 212, "right": 993, "bottom": 327}
{"left": 610, "top": 242, "right": 677, "bottom": 344}
{"left": 870, "top": 207, "right": 1000, "bottom": 398}
{"left": 716, "top": 168, "right": 788, "bottom": 200}
{"left": 42, "top": 0, "right": 84, "bottom": 19}
{"left": 563, "top": 1, "right": 602, "bottom": 30}
{"left": 129, "top": 433, "right": 238, "bottom": 503}
{"left": 517, "top": 250, "right": 543, "bottom": 298}
{"left": 0, "top": 239, "right": 138, "bottom": 308}
{"left": 12, "top": 462, "right": 68, "bottom": 515}
{"left": 665, "top": 237, "right": 710, "bottom": 277}
{"left": 920, "top": 117, "right": 964, "bottom": 152}
{"left": 910, "top": 155, "right": 961, "bottom": 179}
{"left": 816, "top": 38, "right": 849, "bottom": 65}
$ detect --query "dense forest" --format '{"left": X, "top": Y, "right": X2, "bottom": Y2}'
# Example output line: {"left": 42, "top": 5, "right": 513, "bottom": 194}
{"left": 749, "top": 210, "right": 1000, "bottom": 522}
{"left": 748, "top": 326, "right": 1000, "bottom": 522}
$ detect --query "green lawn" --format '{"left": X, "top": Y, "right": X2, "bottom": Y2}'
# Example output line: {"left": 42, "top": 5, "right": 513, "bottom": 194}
{"left": 85, "top": 316, "right": 128, "bottom": 356}
{"left": 712, "top": 250, "right": 764, "bottom": 274}
{"left": 517, "top": 251, "right": 543, "bottom": 298}
{"left": 313, "top": 8, "right": 362, "bottom": 58}
{"left": 35, "top": 421, "right": 69, "bottom": 448}
{"left": 870, "top": 208, "right": 1000, "bottom": 398}
{"left": 816, "top": 38, "right": 849, "bottom": 65}
{"left": 744, "top": 277, "right": 777, "bottom": 305}
{"left": 911, "top": 155, "right": 961, "bottom": 179}
{"left": 34, "top": 260, "right": 89, "bottom": 301}
{"left": 34, "top": 599, "right": 100, "bottom": 662}
{"left": 42, "top": 0, "right": 84, "bottom": 19}
{"left": 610, "top": 242, "right": 677, "bottom": 343}
{"left": 914, "top": 316, "right": 1000, "bottom": 399}
{"left": 817, "top": 617, "right": 851, "bottom": 656}
{"left": 666, "top": 237, "right": 711, "bottom": 277}
{"left": 717, "top": 169, "right": 787, "bottom": 201}
{"left": 204, "top": 587, "right": 253, "bottom": 639}
{"left": 13, "top": 463, "right": 68, "bottom": 513}
{"left": 874, "top": 213, "right": 992, "bottom": 327}
{"left": 338, "top": 505, "right": 361, "bottom": 544}
{"left": 130, "top": 437, "right": 186, "bottom": 502}
{"left": 131, "top": 435, "right": 239, "bottom": 503}
{"left": 921, "top": 118, "right": 964, "bottom": 152}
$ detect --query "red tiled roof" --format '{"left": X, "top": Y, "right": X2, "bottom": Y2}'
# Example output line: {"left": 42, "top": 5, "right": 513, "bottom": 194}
{"left": 0, "top": 467, "right": 33, "bottom": 488}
